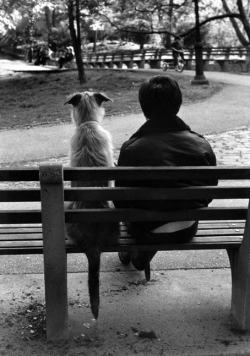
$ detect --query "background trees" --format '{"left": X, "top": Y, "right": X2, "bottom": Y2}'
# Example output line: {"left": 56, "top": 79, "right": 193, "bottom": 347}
{"left": 1, "top": 0, "right": 250, "bottom": 83}
{"left": 1, "top": 1, "right": 250, "bottom": 50}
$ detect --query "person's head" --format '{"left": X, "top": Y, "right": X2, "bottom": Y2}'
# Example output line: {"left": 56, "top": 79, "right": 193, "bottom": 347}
{"left": 138, "top": 75, "right": 182, "bottom": 120}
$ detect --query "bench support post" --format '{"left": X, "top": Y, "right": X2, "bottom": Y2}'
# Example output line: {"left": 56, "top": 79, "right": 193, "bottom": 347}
{"left": 227, "top": 200, "right": 250, "bottom": 330}
{"left": 40, "top": 165, "right": 69, "bottom": 340}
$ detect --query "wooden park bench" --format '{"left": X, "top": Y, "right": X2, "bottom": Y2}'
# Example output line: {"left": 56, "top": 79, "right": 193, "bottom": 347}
{"left": 1, "top": 165, "right": 250, "bottom": 341}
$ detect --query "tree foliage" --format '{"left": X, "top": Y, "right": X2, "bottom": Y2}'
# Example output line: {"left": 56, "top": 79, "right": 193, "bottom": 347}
{"left": 1, "top": 0, "right": 250, "bottom": 55}
{"left": 92, "top": 0, "right": 250, "bottom": 46}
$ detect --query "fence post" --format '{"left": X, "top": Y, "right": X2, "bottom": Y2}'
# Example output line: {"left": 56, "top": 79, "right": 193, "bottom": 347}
{"left": 39, "top": 165, "right": 68, "bottom": 341}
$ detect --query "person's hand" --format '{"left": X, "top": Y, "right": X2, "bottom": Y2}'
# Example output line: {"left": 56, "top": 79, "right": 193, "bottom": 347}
{"left": 171, "top": 48, "right": 184, "bottom": 53}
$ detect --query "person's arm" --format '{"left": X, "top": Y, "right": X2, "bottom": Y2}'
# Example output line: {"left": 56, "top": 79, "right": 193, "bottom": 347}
{"left": 114, "top": 144, "right": 135, "bottom": 208}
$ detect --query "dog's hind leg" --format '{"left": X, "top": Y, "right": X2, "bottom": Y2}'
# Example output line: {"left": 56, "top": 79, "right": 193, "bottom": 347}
{"left": 86, "top": 249, "right": 101, "bottom": 320}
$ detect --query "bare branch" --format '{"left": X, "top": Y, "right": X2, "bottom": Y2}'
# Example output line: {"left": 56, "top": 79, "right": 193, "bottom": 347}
{"left": 180, "top": 13, "right": 242, "bottom": 38}
{"left": 101, "top": 10, "right": 241, "bottom": 40}
{"left": 221, "top": 0, "right": 249, "bottom": 46}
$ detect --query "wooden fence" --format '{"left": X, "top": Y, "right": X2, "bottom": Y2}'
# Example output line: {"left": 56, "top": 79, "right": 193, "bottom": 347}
{"left": 1, "top": 46, "right": 250, "bottom": 72}
{"left": 79, "top": 47, "right": 250, "bottom": 72}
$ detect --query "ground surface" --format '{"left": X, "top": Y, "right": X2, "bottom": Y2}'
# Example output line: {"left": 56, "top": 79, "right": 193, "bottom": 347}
{"left": 0, "top": 68, "right": 223, "bottom": 130}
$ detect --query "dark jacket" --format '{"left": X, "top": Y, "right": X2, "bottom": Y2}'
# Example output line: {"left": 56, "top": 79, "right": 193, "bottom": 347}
{"left": 115, "top": 116, "right": 217, "bottom": 231}
{"left": 171, "top": 39, "right": 183, "bottom": 51}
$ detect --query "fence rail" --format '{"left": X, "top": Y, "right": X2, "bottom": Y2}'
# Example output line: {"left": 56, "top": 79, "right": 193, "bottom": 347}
{"left": 80, "top": 47, "right": 250, "bottom": 72}
{"left": 1, "top": 46, "right": 250, "bottom": 72}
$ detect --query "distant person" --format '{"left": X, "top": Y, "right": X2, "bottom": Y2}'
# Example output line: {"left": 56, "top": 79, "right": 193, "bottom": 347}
{"left": 58, "top": 47, "right": 74, "bottom": 69}
{"left": 27, "top": 43, "right": 33, "bottom": 63}
{"left": 115, "top": 75, "right": 217, "bottom": 271}
{"left": 171, "top": 36, "right": 185, "bottom": 68}
{"left": 34, "top": 45, "right": 50, "bottom": 66}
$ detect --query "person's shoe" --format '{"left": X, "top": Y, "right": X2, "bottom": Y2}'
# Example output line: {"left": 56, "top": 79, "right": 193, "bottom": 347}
{"left": 118, "top": 251, "right": 131, "bottom": 265}
{"left": 130, "top": 250, "right": 157, "bottom": 271}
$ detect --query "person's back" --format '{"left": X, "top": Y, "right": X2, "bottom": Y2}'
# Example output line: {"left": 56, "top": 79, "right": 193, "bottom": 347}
{"left": 171, "top": 36, "right": 185, "bottom": 67}
{"left": 171, "top": 37, "right": 182, "bottom": 51}
{"left": 115, "top": 75, "right": 217, "bottom": 269}
{"left": 65, "top": 48, "right": 73, "bottom": 61}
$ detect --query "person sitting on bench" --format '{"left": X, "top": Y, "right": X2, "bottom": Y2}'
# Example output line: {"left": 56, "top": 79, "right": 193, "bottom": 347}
{"left": 58, "top": 47, "right": 74, "bottom": 69}
{"left": 115, "top": 75, "right": 218, "bottom": 270}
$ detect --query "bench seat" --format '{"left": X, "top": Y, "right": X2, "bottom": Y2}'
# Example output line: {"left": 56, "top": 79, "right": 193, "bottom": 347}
{"left": 0, "top": 221, "right": 244, "bottom": 254}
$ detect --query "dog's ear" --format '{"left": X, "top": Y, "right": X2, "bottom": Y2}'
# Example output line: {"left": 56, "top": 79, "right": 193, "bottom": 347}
{"left": 93, "top": 92, "right": 113, "bottom": 106}
{"left": 64, "top": 93, "right": 82, "bottom": 106}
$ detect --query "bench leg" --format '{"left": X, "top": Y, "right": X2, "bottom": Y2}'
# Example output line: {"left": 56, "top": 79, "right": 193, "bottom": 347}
{"left": 227, "top": 206, "right": 250, "bottom": 330}
{"left": 40, "top": 165, "right": 69, "bottom": 340}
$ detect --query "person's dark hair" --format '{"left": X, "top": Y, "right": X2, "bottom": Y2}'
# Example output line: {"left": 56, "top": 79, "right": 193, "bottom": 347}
{"left": 138, "top": 75, "right": 182, "bottom": 119}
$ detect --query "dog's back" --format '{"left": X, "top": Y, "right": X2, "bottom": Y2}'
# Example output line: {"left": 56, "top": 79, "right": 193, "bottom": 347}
{"left": 64, "top": 91, "right": 119, "bottom": 319}
{"left": 70, "top": 121, "right": 114, "bottom": 187}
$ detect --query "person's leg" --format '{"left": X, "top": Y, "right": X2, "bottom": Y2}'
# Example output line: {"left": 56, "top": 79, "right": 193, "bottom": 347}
{"left": 173, "top": 51, "right": 178, "bottom": 66}
{"left": 118, "top": 223, "right": 157, "bottom": 270}
{"left": 130, "top": 249, "right": 157, "bottom": 271}
{"left": 179, "top": 51, "right": 186, "bottom": 68}
{"left": 180, "top": 51, "right": 185, "bottom": 62}
{"left": 58, "top": 57, "right": 64, "bottom": 68}
{"left": 129, "top": 221, "right": 198, "bottom": 270}
{"left": 152, "top": 221, "right": 198, "bottom": 244}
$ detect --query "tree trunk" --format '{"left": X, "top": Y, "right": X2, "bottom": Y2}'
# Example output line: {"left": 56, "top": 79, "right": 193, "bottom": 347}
{"left": 222, "top": 0, "right": 249, "bottom": 46}
{"left": 44, "top": 6, "right": 51, "bottom": 31}
{"left": 237, "top": 0, "right": 250, "bottom": 43}
{"left": 166, "top": 0, "right": 174, "bottom": 47}
{"left": 93, "top": 30, "right": 97, "bottom": 52}
{"left": 67, "top": 0, "right": 86, "bottom": 84}
{"left": 76, "top": 0, "right": 81, "bottom": 47}
{"left": 52, "top": 8, "right": 56, "bottom": 28}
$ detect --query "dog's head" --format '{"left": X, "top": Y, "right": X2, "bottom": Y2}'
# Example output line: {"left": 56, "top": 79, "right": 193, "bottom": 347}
{"left": 64, "top": 91, "right": 112, "bottom": 126}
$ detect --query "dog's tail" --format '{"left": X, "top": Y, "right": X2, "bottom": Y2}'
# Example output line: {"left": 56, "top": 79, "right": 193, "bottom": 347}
{"left": 86, "top": 249, "right": 101, "bottom": 320}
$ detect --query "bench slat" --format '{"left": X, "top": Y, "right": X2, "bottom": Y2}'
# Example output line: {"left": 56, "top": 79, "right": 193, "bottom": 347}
{"left": 2, "top": 166, "right": 250, "bottom": 182}
{"left": 2, "top": 186, "right": 250, "bottom": 202}
{"left": 0, "top": 211, "right": 42, "bottom": 224}
{"left": 0, "top": 228, "right": 243, "bottom": 241}
{"left": 0, "top": 168, "right": 39, "bottom": 181}
{"left": 0, "top": 207, "right": 248, "bottom": 224}
{"left": 198, "top": 229, "right": 243, "bottom": 236}
{"left": 198, "top": 222, "right": 245, "bottom": 228}
{"left": 64, "top": 207, "right": 248, "bottom": 222}
{"left": 63, "top": 186, "right": 250, "bottom": 200}
{"left": 0, "top": 189, "right": 40, "bottom": 202}
{"left": 0, "top": 227, "right": 42, "bottom": 233}
{"left": 0, "top": 231, "right": 243, "bottom": 242}
{"left": 63, "top": 166, "right": 250, "bottom": 181}
{"left": 0, "top": 235, "right": 242, "bottom": 255}
{"left": 0, "top": 233, "right": 43, "bottom": 241}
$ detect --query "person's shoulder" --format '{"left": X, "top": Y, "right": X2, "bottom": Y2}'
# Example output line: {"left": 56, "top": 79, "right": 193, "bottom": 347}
{"left": 120, "top": 137, "right": 138, "bottom": 151}
{"left": 189, "top": 131, "right": 205, "bottom": 139}
{"left": 189, "top": 130, "right": 215, "bottom": 151}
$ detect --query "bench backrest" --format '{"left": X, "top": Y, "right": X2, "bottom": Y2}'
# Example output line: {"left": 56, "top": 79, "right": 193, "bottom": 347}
{"left": 1, "top": 165, "right": 250, "bottom": 225}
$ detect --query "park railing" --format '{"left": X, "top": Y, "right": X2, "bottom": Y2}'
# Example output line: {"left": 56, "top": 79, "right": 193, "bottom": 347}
{"left": 1, "top": 46, "right": 250, "bottom": 73}
{"left": 80, "top": 47, "right": 250, "bottom": 72}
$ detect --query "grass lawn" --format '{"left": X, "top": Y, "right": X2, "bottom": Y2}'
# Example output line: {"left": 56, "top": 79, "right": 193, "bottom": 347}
{"left": 0, "top": 69, "right": 224, "bottom": 130}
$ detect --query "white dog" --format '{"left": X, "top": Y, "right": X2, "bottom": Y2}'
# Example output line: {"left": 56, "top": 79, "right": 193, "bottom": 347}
{"left": 64, "top": 91, "right": 119, "bottom": 320}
